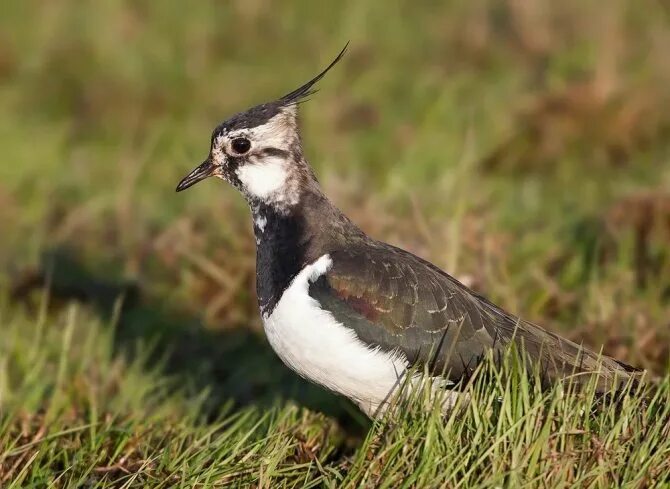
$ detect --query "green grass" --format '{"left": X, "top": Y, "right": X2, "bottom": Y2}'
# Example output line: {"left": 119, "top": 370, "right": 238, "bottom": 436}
{"left": 2, "top": 302, "right": 669, "bottom": 487}
{"left": 1, "top": 0, "right": 670, "bottom": 486}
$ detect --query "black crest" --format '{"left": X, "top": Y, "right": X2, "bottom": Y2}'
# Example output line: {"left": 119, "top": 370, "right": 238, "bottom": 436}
{"left": 214, "top": 44, "right": 349, "bottom": 135}
{"left": 277, "top": 43, "right": 349, "bottom": 106}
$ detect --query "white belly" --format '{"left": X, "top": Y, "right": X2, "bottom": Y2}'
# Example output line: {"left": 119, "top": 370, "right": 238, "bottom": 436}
{"left": 262, "top": 254, "right": 409, "bottom": 414}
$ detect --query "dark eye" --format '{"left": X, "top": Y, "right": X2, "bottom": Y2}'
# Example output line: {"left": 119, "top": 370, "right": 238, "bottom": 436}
{"left": 231, "top": 137, "right": 251, "bottom": 154}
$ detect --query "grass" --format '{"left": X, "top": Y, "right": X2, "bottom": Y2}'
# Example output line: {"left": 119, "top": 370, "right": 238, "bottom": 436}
{"left": 2, "top": 302, "right": 669, "bottom": 487}
{"left": 1, "top": 0, "right": 670, "bottom": 486}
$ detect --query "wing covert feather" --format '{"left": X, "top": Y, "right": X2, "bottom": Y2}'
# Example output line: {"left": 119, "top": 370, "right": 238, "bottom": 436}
{"left": 308, "top": 244, "right": 636, "bottom": 386}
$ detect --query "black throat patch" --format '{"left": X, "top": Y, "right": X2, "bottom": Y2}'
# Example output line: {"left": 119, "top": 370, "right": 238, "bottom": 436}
{"left": 252, "top": 202, "right": 310, "bottom": 317}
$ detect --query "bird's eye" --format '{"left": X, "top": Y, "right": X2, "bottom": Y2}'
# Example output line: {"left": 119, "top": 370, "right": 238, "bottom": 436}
{"left": 231, "top": 138, "right": 251, "bottom": 154}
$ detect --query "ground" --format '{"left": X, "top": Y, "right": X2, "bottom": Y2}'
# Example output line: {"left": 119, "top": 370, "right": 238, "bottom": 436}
{"left": 1, "top": 1, "right": 670, "bottom": 487}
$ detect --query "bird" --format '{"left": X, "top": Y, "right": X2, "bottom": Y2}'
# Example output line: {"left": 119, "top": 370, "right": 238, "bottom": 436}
{"left": 176, "top": 46, "right": 641, "bottom": 418}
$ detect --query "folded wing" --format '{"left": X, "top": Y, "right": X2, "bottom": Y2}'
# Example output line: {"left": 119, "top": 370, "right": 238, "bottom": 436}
{"left": 308, "top": 242, "right": 638, "bottom": 388}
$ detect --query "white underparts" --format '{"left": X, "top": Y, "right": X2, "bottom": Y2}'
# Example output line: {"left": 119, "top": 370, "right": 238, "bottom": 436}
{"left": 262, "top": 254, "right": 461, "bottom": 417}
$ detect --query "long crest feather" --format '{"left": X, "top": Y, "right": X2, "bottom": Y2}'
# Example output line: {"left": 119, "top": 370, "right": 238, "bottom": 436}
{"left": 278, "top": 43, "right": 349, "bottom": 106}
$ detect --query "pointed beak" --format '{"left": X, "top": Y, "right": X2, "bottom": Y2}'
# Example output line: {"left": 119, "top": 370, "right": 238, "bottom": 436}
{"left": 176, "top": 159, "right": 215, "bottom": 192}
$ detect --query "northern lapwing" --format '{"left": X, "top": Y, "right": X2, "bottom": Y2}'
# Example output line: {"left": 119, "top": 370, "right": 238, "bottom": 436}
{"left": 176, "top": 47, "right": 640, "bottom": 417}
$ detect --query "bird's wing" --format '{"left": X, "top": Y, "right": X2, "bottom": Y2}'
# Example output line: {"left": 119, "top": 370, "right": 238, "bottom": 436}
{"left": 308, "top": 243, "right": 636, "bottom": 387}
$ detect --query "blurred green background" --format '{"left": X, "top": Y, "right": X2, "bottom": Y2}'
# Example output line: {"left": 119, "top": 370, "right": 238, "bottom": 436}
{"left": 2, "top": 1, "right": 670, "bottom": 485}
{"left": 1, "top": 0, "right": 669, "bottom": 414}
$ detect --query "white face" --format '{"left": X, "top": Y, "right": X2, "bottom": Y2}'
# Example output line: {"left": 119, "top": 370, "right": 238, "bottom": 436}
{"left": 211, "top": 108, "right": 301, "bottom": 208}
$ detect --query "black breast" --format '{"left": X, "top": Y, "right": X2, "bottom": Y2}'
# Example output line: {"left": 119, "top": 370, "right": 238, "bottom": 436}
{"left": 253, "top": 202, "right": 310, "bottom": 316}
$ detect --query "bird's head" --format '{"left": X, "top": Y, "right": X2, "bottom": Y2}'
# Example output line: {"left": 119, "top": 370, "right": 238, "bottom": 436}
{"left": 176, "top": 45, "right": 347, "bottom": 211}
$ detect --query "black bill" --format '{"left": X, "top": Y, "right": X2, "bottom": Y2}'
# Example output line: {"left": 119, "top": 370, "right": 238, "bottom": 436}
{"left": 176, "top": 159, "right": 215, "bottom": 192}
